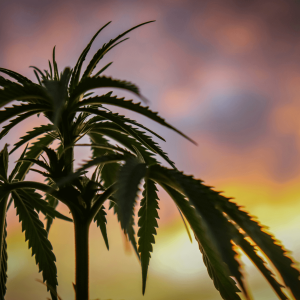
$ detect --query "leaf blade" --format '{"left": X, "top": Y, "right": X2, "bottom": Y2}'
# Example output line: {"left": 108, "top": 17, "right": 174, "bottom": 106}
{"left": 94, "top": 205, "right": 109, "bottom": 250}
{"left": 12, "top": 190, "right": 58, "bottom": 300}
{"left": 137, "top": 179, "right": 159, "bottom": 295}
{"left": 116, "top": 157, "right": 146, "bottom": 229}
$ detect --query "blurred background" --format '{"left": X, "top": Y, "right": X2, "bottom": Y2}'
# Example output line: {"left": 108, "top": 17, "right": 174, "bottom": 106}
{"left": 1, "top": 0, "right": 300, "bottom": 299}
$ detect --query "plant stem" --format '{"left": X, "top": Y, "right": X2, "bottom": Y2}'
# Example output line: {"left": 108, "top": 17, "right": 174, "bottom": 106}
{"left": 73, "top": 212, "right": 90, "bottom": 300}
{"left": 0, "top": 195, "right": 8, "bottom": 264}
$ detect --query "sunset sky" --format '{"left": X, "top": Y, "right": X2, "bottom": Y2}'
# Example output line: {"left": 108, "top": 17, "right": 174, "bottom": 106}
{"left": 1, "top": 0, "right": 300, "bottom": 299}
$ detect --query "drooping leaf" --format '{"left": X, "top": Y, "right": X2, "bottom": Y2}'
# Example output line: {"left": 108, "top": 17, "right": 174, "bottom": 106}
{"left": 77, "top": 95, "right": 196, "bottom": 144}
{"left": 0, "top": 220, "right": 7, "bottom": 300}
{"left": 69, "top": 21, "right": 112, "bottom": 92}
{"left": 229, "top": 222, "right": 288, "bottom": 300}
{"left": 79, "top": 108, "right": 165, "bottom": 142}
{"left": 9, "top": 144, "right": 29, "bottom": 182}
{"left": 165, "top": 170, "right": 248, "bottom": 298}
{"left": 15, "top": 133, "right": 55, "bottom": 181}
{"left": 110, "top": 200, "right": 140, "bottom": 260}
{"left": 151, "top": 164, "right": 300, "bottom": 299}
{"left": 0, "top": 103, "right": 49, "bottom": 124}
{"left": 81, "top": 109, "right": 176, "bottom": 168}
{"left": 116, "top": 157, "right": 146, "bottom": 229}
{"left": 19, "top": 158, "right": 51, "bottom": 173}
{"left": 12, "top": 190, "right": 58, "bottom": 300}
{"left": 215, "top": 195, "right": 300, "bottom": 299}
{"left": 94, "top": 205, "right": 109, "bottom": 250}
{"left": 137, "top": 179, "right": 159, "bottom": 294}
{"left": 89, "top": 129, "right": 157, "bottom": 166}
{"left": 0, "top": 111, "right": 41, "bottom": 140}
{"left": 82, "top": 21, "right": 155, "bottom": 79}
{"left": 0, "top": 68, "right": 32, "bottom": 85}
{"left": 0, "top": 83, "right": 50, "bottom": 108}
{"left": 17, "top": 189, "right": 72, "bottom": 222}
{"left": 70, "top": 76, "right": 143, "bottom": 102}
{"left": 0, "top": 75, "right": 20, "bottom": 88}
{"left": 0, "top": 145, "right": 8, "bottom": 181}
{"left": 10, "top": 124, "right": 55, "bottom": 154}
{"left": 159, "top": 183, "right": 241, "bottom": 300}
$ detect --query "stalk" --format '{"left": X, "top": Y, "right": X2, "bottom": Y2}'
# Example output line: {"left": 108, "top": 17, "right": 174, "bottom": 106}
{"left": 0, "top": 195, "right": 8, "bottom": 265}
{"left": 72, "top": 211, "right": 90, "bottom": 300}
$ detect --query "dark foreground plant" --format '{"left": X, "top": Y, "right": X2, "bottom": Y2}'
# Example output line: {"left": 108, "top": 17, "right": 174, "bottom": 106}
{"left": 0, "top": 21, "right": 299, "bottom": 300}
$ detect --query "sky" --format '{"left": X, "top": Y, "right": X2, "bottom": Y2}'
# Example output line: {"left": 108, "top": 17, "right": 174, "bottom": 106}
{"left": 1, "top": 0, "right": 300, "bottom": 299}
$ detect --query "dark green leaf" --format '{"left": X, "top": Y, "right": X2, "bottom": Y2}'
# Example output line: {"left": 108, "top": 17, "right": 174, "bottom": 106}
{"left": 18, "top": 158, "right": 51, "bottom": 173}
{"left": 77, "top": 95, "right": 196, "bottom": 144}
{"left": 82, "top": 21, "right": 155, "bottom": 79}
{"left": 33, "top": 70, "right": 42, "bottom": 85}
{"left": 0, "top": 103, "right": 49, "bottom": 125}
{"left": 229, "top": 222, "right": 288, "bottom": 300}
{"left": 52, "top": 47, "right": 59, "bottom": 81}
{"left": 10, "top": 124, "right": 55, "bottom": 154}
{"left": 89, "top": 129, "right": 157, "bottom": 166}
{"left": 159, "top": 183, "right": 240, "bottom": 300}
{"left": 81, "top": 109, "right": 176, "bottom": 168}
{"left": 0, "top": 111, "right": 40, "bottom": 140}
{"left": 70, "top": 76, "right": 142, "bottom": 102}
{"left": 0, "top": 68, "right": 32, "bottom": 85}
{"left": 100, "top": 162, "right": 120, "bottom": 188}
{"left": 45, "top": 193, "right": 59, "bottom": 234}
{"left": 177, "top": 206, "right": 192, "bottom": 243}
{"left": 94, "top": 205, "right": 109, "bottom": 250}
{"left": 0, "top": 145, "right": 8, "bottom": 180}
{"left": 166, "top": 171, "right": 248, "bottom": 298}
{"left": 69, "top": 21, "right": 111, "bottom": 92}
{"left": 15, "top": 133, "right": 55, "bottom": 181}
{"left": 94, "top": 62, "right": 113, "bottom": 77}
{"left": 0, "top": 75, "right": 20, "bottom": 88}
{"left": 42, "top": 147, "right": 59, "bottom": 170}
{"left": 137, "top": 179, "right": 159, "bottom": 294}
{"left": 9, "top": 144, "right": 29, "bottom": 182}
{"left": 78, "top": 107, "right": 165, "bottom": 142}
{"left": 56, "top": 153, "right": 127, "bottom": 187}
{"left": 12, "top": 190, "right": 58, "bottom": 300}
{"left": 17, "top": 189, "right": 72, "bottom": 223}
{"left": 43, "top": 68, "right": 71, "bottom": 125}
{"left": 215, "top": 196, "right": 300, "bottom": 299}
{"left": 0, "top": 83, "right": 50, "bottom": 108}
{"left": 126, "top": 213, "right": 140, "bottom": 260}
{"left": 88, "top": 132, "right": 112, "bottom": 158}
{"left": 111, "top": 199, "right": 140, "bottom": 260}
{"left": 30, "top": 66, "right": 46, "bottom": 81}
{"left": 116, "top": 157, "right": 146, "bottom": 229}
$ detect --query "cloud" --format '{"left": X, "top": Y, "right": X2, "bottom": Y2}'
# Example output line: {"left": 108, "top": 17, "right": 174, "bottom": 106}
{"left": 198, "top": 89, "right": 272, "bottom": 147}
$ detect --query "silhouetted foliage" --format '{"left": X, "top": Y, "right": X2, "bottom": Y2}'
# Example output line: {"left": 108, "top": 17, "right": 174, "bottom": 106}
{"left": 0, "top": 21, "right": 299, "bottom": 300}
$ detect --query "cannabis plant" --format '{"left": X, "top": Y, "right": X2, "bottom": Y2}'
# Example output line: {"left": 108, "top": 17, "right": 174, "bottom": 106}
{"left": 0, "top": 21, "right": 299, "bottom": 300}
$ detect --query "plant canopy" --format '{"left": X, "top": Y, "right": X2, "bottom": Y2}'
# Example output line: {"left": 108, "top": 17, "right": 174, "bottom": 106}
{"left": 0, "top": 20, "right": 299, "bottom": 300}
